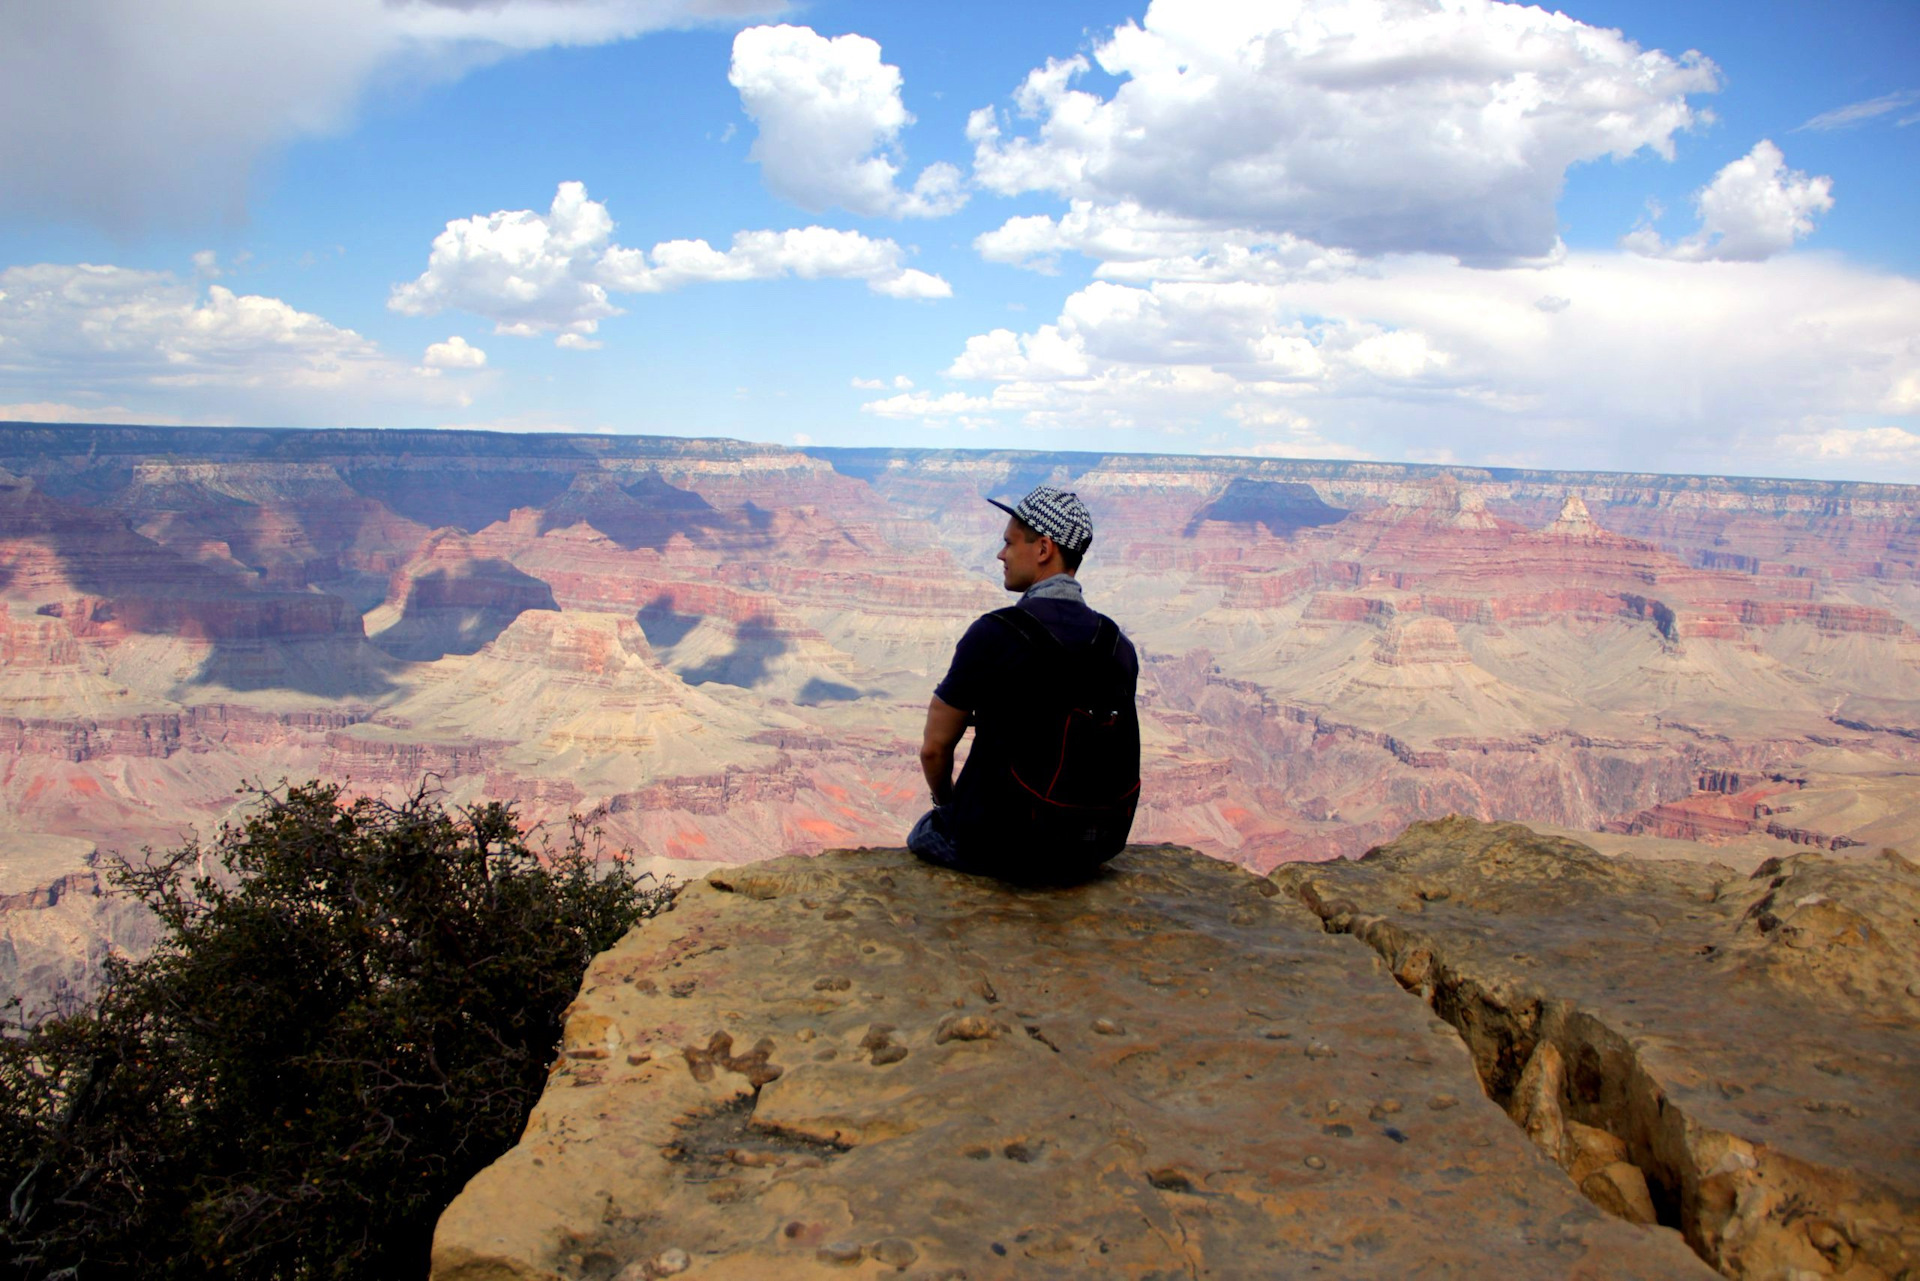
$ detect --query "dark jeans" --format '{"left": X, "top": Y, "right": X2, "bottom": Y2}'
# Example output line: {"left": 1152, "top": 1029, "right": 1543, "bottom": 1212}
{"left": 907, "top": 806, "right": 1106, "bottom": 886}
{"left": 907, "top": 806, "right": 980, "bottom": 873}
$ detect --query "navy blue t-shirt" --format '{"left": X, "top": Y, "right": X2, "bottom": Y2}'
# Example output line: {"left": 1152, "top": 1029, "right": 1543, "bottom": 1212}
{"left": 934, "top": 596, "right": 1138, "bottom": 715}
{"left": 934, "top": 594, "right": 1139, "bottom": 853}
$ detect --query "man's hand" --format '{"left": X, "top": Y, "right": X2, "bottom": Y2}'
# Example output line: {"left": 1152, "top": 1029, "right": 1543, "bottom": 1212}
{"left": 919, "top": 695, "right": 969, "bottom": 806}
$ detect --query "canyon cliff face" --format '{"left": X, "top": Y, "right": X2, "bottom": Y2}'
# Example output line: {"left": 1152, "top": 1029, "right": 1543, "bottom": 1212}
{"left": 428, "top": 823, "right": 1916, "bottom": 1279}
{"left": 3, "top": 425, "right": 1919, "bottom": 1010}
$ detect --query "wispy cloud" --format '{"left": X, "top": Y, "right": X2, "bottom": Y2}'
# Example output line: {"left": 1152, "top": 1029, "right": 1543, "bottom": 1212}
{"left": 1797, "top": 89, "right": 1919, "bottom": 132}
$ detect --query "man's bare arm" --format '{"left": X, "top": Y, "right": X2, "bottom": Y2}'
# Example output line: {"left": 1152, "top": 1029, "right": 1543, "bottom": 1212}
{"left": 919, "top": 695, "right": 970, "bottom": 806}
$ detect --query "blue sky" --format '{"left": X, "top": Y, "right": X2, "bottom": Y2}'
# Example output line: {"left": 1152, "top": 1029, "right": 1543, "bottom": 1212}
{"left": 1, "top": 0, "right": 1916, "bottom": 480}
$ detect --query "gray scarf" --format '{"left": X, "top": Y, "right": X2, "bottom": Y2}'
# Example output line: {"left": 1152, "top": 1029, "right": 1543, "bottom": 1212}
{"left": 1023, "top": 574, "right": 1084, "bottom": 604}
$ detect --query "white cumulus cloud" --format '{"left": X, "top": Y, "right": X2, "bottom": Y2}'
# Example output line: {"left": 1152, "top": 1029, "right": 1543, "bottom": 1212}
{"left": 1778, "top": 425, "right": 1920, "bottom": 463}
{"left": 729, "top": 24, "right": 965, "bottom": 218}
{"left": 0, "top": 0, "right": 789, "bottom": 229}
{"left": 0, "top": 262, "right": 471, "bottom": 423}
{"left": 966, "top": 0, "right": 1718, "bottom": 262}
{"left": 390, "top": 182, "right": 622, "bottom": 338}
{"left": 935, "top": 252, "right": 1920, "bottom": 476}
{"left": 1625, "top": 140, "right": 1834, "bottom": 262}
{"left": 390, "top": 183, "right": 950, "bottom": 341}
{"left": 0, "top": 401, "right": 175, "bottom": 425}
{"left": 606, "top": 226, "right": 951, "bottom": 297}
{"left": 860, "top": 390, "right": 995, "bottom": 419}
{"left": 976, "top": 200, "right": 1360, "bottom": 283}
{"left": 422, "top": 335, "right": 487, "bottom": 370}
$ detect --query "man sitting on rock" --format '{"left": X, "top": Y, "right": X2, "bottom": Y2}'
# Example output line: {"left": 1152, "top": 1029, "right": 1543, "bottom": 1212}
{"left": 910, "top": 485, "right": 1141, "bottom": 883}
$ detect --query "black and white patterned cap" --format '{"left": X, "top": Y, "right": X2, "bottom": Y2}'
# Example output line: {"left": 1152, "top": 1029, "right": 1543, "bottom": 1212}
{"left": 987, "top": 485, "right": 1094, "bottom": 553}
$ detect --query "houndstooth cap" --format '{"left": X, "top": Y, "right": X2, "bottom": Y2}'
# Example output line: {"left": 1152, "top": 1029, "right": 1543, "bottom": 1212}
{"left": 987, "top": 485, "right": 1094, "bottom": 554}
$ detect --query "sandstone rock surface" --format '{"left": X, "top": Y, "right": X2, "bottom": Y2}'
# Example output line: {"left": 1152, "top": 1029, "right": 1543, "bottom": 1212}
{"left": 1274, "top": 817, "right": 1920, "bottom": 1279}
{"left": 432, "top": 845, "right": 1711, "bottom": 1280}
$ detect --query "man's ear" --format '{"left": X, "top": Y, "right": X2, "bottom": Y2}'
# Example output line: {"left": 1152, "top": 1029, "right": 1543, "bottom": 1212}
{"left": 1037, "top": 535, "right": 1057, "bottom": 564}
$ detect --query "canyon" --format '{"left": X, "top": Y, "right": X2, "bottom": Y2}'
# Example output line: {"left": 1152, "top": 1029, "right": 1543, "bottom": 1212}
{"left": 3, "top": 424, "right": 1919, "bottom": 1010}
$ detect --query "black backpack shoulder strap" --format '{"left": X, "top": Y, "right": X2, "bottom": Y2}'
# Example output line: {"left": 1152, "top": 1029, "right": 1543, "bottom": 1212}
{"left": 1091, "top": 614, "right": 1121, "bottom": 659}
{"left": 986, "top": 605, "right": 1064, "bottom": 653}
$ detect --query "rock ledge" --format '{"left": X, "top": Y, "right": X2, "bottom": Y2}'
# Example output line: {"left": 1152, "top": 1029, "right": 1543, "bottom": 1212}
{"left": 432, "top": 843, "right": 1714, "bottom": 1279}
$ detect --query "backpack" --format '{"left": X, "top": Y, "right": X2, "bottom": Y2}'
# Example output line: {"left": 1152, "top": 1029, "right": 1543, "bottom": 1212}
{"left": 962, "top": 606, "right": 1141, "bottom": 880}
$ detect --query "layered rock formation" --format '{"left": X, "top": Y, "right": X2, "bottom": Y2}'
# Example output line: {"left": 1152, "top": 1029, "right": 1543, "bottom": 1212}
{"left": 431, "top": 842, "right": 1718, "bottom": 1280}
{"left": 6, "top": 425, "right": 1920, "bottom": 1009}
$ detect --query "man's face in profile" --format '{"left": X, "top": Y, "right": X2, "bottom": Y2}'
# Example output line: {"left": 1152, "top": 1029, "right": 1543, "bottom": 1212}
{"left": 997, "top": 518, "right": 1048, "bottom": 592}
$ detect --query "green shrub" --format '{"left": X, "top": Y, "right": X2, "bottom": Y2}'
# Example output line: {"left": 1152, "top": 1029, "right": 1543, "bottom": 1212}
{"left": 1, "top": 782, "right": 674, "bottom": 1280}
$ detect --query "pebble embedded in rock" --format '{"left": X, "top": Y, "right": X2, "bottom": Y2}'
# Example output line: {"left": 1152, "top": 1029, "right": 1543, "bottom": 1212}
{"left": 1429, "top": 1094, "right": 1460, "bottom": 1110}
{"left": 935, "top": 1013, "right": 1004, "bottom": 1044}
{"left": 871, "top": 1044, "right": 909, "bottom": 1066}
{"left": 1303, "top": 1154, "right": 1327, "bottom": 1169}
{"left": 1370, "top": 1099, "right": 1403, "bottom": 1118}
{"left": 813, "top": 976, "right": 851, "bottom": 991}
{"left": 1091, "top": 1017, "right": 1125, "bottom": 1036}
{"left": 817, "top": 1240, "right": 864, "bottom": 1265}
{"left": 870, "top": 1237, "right": 919, "bottom": 1269}
{"left": 728, "top": 1149, "right": 784, "bottom": 1168}
{"left": 650, "top": 1247, "right": 691, "bottom": 1275}
{"left": 1304, "top": 1041, "right": 1337, "bottom": 1059}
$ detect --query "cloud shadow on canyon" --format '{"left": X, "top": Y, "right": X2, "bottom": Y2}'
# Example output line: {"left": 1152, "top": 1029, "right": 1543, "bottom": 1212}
{"left": 1, "top": 477, "right": 400, "bottom": 699}
{"left": 343, "top": 467, "right": 577, "bottom": 534}
{"left": 189, "top": 638, "right": 401, "bottom": 700}
{"left": 367, "top": 565, "right": 560, "bottom": 663}
{"left": 796, "top": 677, "right": 865, "bottom": 705}
{"left": 539, "top": 473, "right": 745, "bottom": 553}
{"left": 677, "top": 615, "right": 788, "bottom": 691}
{"left": 635, "top": 596, "right": 702, "bottom": 650}
{"left": 1182, "top": 479, "right": 1347, "bottom": 539}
